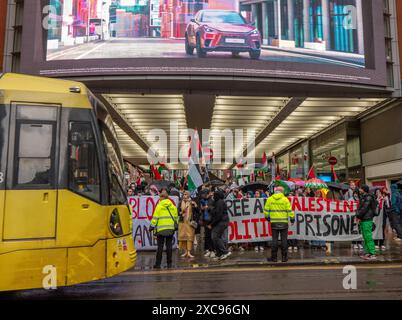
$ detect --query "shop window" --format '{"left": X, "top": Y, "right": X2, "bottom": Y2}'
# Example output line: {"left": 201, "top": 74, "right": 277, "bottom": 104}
{"left": 68, "top": 122, "right": 101, "bottom": 203}
{"left": 290, "top": 143, "right": 309, "bottom": 179}
{"left": 277, "top": 153, "right": 290, "bottom": 179}
{"left": 347, "top": 136, "right": 361, "bottom": 167}
{"left": 311, "top": 127, "right": 346, "bottom": 180}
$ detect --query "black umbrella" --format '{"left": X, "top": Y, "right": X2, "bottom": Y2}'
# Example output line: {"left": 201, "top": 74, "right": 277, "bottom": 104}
{"left": 369, "top": 186, "right": 382, "bottom": 193}
{"left": 239, "top": 181, "right": 270, "bottom": 193}
{"left": 327, "top": 182, "right": 349, "bottom": 191}
{"left": 207, "top": 179, "right": 226, "bottom": 187}
{"left": 148, "top": 180, "right": 172, "bottom": 191}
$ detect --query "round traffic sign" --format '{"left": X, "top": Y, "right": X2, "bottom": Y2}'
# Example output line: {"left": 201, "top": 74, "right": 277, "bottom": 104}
{"left": 328, "top": 156, "right": 337, "bottom": 166}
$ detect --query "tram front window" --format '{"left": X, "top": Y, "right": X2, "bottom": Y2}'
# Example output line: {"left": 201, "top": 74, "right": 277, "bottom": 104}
{"left": 68, "top": 122, "right": 101, "bottom": 202}
{"left": 100, "top": 120, "right": 127, "bottom": 205}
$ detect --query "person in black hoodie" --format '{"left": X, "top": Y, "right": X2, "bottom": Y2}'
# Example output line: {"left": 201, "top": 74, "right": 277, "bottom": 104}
{"left": 208, "top": 190, "right": 231, "bottom": 260}
{"left": 356, "top": 185, "right": 378, "bottom": 260}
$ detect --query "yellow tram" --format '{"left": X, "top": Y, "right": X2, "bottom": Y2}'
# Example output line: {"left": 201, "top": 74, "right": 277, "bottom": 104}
{"left": 0, "top": 73, "right": 136, "bottom": 291}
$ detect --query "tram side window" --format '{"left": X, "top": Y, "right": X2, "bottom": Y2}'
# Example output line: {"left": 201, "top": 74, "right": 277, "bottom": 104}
{"left": 68, "top": 122, "right": 101, "bottom": 202}
{"left": 16, "top": 123, "right": 54, "bottom": 186}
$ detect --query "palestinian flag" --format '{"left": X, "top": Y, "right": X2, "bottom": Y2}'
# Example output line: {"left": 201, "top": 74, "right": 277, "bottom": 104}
{"left": 261, "top": 152, "right": 268, "bottom": 172}
{"left": 187, "top": 158, "right": 203, "bottom": 192}
{"left": 151, "top": 164, "right": 162, "bottom": 180}
{"left": 157, "top": 162, "right": 168, "bottom": 174}
{"left": 187, "top": 130, "right": 204, "bottom": 192}
{"left": 331, "top": 165, "right": 340, "bottom": 183}
{"left": 307, "top": 165, "right": 316, "bottom": 179}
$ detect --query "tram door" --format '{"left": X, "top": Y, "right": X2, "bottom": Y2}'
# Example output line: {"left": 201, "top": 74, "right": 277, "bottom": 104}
{"left": 3, "top": 105, "right": 59, "bottom": 240}
{"left": 0, "top": 105, "right": 9, "bottom": 238}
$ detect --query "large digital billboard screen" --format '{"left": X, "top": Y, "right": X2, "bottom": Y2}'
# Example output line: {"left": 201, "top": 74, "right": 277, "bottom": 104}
{"left": 20, "top": 0, "right": 387, "bottom": 87}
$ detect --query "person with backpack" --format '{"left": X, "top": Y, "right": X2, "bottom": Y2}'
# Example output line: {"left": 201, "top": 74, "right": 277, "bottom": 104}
{"left": 356, "top": 185, "right": 378, "bottom": 260}
{"left": 390, "top": 184, "right": 402, "bottom": 242}
{"left": 149, "top": 188, "right": 179, "bottom": 269}
{"left": 208, "top": 190, "right": 231, "bottom": 260}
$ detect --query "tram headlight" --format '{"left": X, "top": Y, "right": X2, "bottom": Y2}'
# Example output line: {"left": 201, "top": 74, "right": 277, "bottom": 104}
{"left": 109, "top": 209, "right": 123, "bottom": 236}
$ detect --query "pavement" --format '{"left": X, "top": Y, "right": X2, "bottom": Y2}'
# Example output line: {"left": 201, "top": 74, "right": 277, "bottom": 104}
{"left": 134, "top": 240, "right": 402, "bottom": 271}
{"left": 262, "top": 45, "right": 365, "bottom": 66}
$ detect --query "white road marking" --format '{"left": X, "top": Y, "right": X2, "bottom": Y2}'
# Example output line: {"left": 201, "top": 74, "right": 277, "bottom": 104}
{"left": 47, "top": 45, "right": 88, "bottom": 60}
{"left": 74, "top": 42, "right": 107, "bottom": 60}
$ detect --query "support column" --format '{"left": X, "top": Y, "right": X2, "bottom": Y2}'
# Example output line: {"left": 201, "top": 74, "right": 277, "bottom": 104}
{"left": 251, "top": 3, "right": 259, "bottom": 31}
{"left": 3, "top": 0, "right": 16, "bottom": 72}
{"left": 262, "top": 1, "right": 269, "bottom": 45}
{"left": 356, "top": 0, "right": 364, "bottom": 55}
{"left": 274, "top": 0, "right": 279, "bottom": 38}
{"left": 321, "top": 0, "right": 331, "bottom": 50}
{"left": 277, "top": 0, "right": 282, "bottom": 41}
{"left": 287, "top": 0, "right": 294, "bottom": 40}
{"left": 303, "top": 0, "right": 310, "bottom": 43}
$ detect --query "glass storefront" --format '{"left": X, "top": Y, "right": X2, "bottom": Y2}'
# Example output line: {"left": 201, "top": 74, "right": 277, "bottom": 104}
{"left": 311, "top": 127, "right": 347, "bottom": 182}
{"left": 289, "top": 142, "right": 309, "bottom": 179}
{"left": 310, "top": 121, "right": 362, "bottom": 182}
{"left": 277, "top": 152, "right": 290, "bottom": 179}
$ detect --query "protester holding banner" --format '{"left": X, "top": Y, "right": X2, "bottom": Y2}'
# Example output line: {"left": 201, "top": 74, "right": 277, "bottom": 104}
{"left": 264, "top": 186, "right": 295, "bottom": 262}
{"left": 254, "top": 190, "right": 266, "bottom": 253}
{"left": 375, "top": 188, "right": 388, "bottom": 250}
{"left": 149, "top": 189, "right": 179, "bottom": 269}
{"left": 345, "top": 182, "right": 364, "bottom": 251}
{"left": 178, "top": 191, "right": 197, "bottom": 258}
{"left": 356, "top": 185, "right": 378, "bottom": 260}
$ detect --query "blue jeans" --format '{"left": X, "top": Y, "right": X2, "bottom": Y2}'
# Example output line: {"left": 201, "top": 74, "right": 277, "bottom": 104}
{"left": 311, "top": 240, "right": 326, "bottom": 247}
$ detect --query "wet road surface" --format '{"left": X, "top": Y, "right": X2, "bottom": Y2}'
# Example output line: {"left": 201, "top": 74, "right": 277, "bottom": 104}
{"left": 3, "top": 264, "right": 402, "bottom": 300}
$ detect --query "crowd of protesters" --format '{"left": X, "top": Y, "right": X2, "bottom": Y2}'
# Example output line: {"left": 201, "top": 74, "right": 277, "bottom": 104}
{"left": 127, "top": 177, "right": 402, "bottom": 267}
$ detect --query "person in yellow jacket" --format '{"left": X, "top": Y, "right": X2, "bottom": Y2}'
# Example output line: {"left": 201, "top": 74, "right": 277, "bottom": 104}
{"left": 149, "top": 188, "right": 179, "bottom": 269}
{"left": 264, "top": 186, "right": 295, "bottom": 262}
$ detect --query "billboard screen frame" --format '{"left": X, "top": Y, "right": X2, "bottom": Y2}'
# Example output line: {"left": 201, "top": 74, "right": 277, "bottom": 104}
{"left": 20, "top": 0, "right": 387, "bottom": 88}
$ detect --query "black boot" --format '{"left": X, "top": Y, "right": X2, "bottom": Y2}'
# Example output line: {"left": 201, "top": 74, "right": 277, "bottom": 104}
{"left": 268, "top": 249, "right": 278, "bottom": 262}
{"left": 281, "top": 251, "right": 288, "bottom": 262}
{"left": 267, "top": 256, "right": 277, "bottom": 262}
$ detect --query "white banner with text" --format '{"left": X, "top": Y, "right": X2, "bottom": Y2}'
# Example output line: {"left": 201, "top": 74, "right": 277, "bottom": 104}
{"left": 227, "top": 197, "right": 383, "bottom": 243}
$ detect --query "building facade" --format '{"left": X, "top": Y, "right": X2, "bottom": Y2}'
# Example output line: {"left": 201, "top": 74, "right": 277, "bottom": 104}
{"left": 240, "top": 0, "right": 365, "bottom": 54}
{"left": 361, "top": 100, "right": 402, "bottom": 189}
{"left": 0, "top": 1, "right": 7, "bottom": 72}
